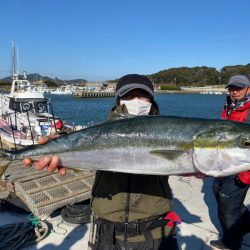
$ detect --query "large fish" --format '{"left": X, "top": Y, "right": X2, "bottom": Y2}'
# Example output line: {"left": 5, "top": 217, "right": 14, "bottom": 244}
{"left": 1, "top": 115, "right": 250, "bottom": 177}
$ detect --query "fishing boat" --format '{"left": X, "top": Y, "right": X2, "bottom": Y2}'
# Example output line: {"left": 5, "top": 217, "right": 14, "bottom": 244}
{"left": 0, "top": 75, "right": 62, "bottom": 148}
{"left": 0, "top": 42, "right": 62, "bottom": 149}
{"left": 51, "top": 84, "right": 75, "bottom": 95}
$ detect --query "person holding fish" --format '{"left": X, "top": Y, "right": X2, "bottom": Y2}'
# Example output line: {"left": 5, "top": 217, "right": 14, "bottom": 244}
{"left": 24, "top": 74, "right": 180, "bottom": 250}
{"left": 210, "top": 75, "right": 250, "bottom": 250}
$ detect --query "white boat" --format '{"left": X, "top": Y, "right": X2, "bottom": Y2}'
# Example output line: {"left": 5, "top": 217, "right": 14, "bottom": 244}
{"left": 51, "top": 85, "right": 75, "bottom": 95}
{"left": 0, "top": 42, "right": 62, "bottom": 148}
{"left": 0, "top": 77, "right": 63, "bottom": 147}
{"left": 33, "top": 82, "right": 51, "bottom": 94}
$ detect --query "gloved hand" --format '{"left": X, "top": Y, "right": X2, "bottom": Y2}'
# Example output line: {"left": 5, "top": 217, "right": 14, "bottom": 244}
{"left": 165, "top": 211, "right": 181, "bottom": 227}
{"left": 237, "top": 171, "right": 250, "bottom": 185}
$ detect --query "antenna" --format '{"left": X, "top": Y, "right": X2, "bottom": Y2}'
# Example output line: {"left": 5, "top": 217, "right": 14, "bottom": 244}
{"left": 23, "top": 71, "right": 27, "bottom": 79}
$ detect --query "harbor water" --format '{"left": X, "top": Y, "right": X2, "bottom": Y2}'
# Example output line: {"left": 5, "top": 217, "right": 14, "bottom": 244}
{"left": 47, "top": 93, "right": 226, "bottom": 126}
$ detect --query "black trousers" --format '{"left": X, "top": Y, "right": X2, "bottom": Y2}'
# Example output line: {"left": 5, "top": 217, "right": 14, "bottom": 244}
{"left": 97, "top": 237, "right": 179, "bottom": 250}
{"left": 213, "top": 175, "right": 250, "bottom": 250}
{"left": 91, "top": 222, "right": 179, "bottom": 250}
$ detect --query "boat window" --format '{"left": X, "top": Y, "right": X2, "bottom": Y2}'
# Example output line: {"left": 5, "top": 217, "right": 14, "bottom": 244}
{"left": 14, "top": 82, "right": 18, "bottom": 91}
{"left": 9, "top": 99, "right": 21, "bottom": 112}
{"left": 34, "top": 101, "right": 48, "bottom": 113}
{"left": 21, "top": 102, "right": 34, "bottom": 112}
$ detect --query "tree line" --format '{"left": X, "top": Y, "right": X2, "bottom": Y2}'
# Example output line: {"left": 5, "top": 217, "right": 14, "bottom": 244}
{"left": 148, "top": 64, "right": 250, "bottom": 87}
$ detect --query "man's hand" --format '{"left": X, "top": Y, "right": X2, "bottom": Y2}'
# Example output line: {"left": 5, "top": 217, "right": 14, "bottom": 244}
{"left": 37, "top": 134, "right": 60, "bottom": 144}
{"left": 22, "top": 134, "right": 67, "bottom": 175}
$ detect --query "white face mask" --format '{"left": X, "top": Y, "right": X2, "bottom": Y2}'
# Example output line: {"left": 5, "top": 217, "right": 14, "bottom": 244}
{"left": 120, "top": 99, "right": 152, "bottom": 116}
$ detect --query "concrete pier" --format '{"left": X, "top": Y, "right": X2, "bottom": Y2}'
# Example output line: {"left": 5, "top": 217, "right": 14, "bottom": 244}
{"left": 1, "top": 176, "right": 249, "bottom": 249}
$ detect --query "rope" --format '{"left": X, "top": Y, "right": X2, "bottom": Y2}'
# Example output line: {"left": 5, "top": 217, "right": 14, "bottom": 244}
{"left": 28, "top": 210, "right": 40, "bottom": 227}
{"left": 0, "top": 200, "right": 69, "bottom": 249}
{"left": 0, "top": 220, "right": 49, "bottom": 250}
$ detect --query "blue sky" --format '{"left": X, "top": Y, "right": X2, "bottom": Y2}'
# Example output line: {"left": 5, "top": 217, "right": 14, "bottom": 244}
{"left": 0, "top": 0, "right": 250, "bottom": 81}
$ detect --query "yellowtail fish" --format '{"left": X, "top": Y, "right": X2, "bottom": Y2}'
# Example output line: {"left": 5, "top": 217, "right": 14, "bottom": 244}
{"left": 1, "top": 116, "right": 250, "bottom": 177}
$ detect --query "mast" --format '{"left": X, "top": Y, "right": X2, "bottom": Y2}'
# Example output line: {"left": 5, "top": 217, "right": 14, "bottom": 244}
{"left": 11, "top": 40, "right": 18, "bottom": 80}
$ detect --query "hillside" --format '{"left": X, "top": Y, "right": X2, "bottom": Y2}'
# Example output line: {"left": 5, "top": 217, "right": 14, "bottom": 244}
{"left": 1, "top": 63, "right": 250, "bottom": 88}
{"left": 0, "top": 73, "right": 87, "bottom": 87}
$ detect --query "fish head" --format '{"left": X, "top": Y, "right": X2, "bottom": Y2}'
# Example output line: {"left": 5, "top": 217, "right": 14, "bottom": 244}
{"left": 193, "top": 121, "right": 250, "bottom": 177}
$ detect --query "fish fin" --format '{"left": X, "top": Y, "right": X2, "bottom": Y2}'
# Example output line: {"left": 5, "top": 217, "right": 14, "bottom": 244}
{"left": 0, "top": 161, "right": 11, "bottom": 178}
{"left": 68, "top": 167, "right": 84, "bottom": 173}
{"left": 0, "top": 149, "right": 14, "bottom": 178}
{"left": 149, "top": 150, "right": 188, "bottom": 160}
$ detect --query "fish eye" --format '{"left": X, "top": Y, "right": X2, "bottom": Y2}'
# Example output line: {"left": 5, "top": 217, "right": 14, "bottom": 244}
{"left": 240, "top": 138, "right": 250, "bottom": 148}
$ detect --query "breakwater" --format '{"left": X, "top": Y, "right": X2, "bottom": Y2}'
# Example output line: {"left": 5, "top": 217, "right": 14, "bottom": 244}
{"left": 73, "top": 91, "right": 115, "bottom": 98}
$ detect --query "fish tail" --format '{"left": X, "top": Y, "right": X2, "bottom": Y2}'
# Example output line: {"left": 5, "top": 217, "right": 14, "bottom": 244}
{"left": 0, "top": 149, "right": 14, "bottom": 178}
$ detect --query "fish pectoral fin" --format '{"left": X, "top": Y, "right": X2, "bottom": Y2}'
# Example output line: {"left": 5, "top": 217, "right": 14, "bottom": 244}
{"left": 149, "top": 150, "right": 188, "bottom": 160}
{"left": 68, "top": 167, "right": 84, "bottom": 173}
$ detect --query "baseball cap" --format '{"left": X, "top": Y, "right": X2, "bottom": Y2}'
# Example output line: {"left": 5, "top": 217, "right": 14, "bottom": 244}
{"left": 225, "top": 75, "right": 250, "bottom": 89}
{"left": 115, "top": 74, "right": 154, "bottom": 99}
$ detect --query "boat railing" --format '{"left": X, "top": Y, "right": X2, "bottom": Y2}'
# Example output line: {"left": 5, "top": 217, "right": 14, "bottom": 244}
{"left": 8, "top": 115, "right": 18, "bottom": 149}
{"left": 0, "top": 96, "right": 61, "bottom": 149}
{"left": 0, "top": 110, "right": 40, "bottom": 149}
{"left": 25, "top": 111, "right": 34, "bottom": 144}
{"left": 47, "top": 98, "right": 58, "bottom": 134}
